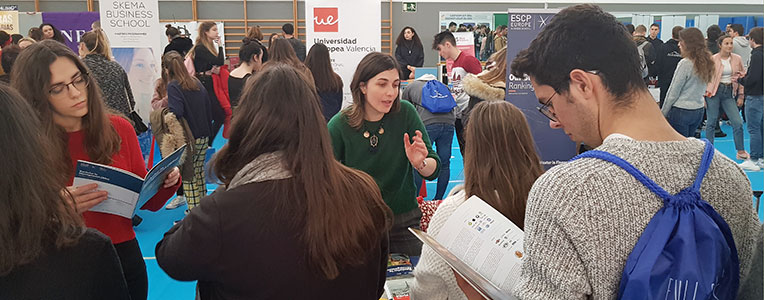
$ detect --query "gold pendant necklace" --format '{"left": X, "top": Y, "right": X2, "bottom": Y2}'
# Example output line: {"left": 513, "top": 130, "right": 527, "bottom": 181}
{"left": 363, "top": 119, "right": 385, "bottom": 153}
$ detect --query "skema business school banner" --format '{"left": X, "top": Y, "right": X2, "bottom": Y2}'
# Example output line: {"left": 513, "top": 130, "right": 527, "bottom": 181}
{"left": 100, "top": 0, "right": 162, "bottom": 123}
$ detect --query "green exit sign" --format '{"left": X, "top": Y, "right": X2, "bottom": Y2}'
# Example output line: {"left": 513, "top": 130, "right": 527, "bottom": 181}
{"left": 403, "top": 2, "right": 416, "bottom": 13}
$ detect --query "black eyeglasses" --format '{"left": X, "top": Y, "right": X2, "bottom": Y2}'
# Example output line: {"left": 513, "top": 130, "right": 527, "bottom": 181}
{"left": 49, "top": 73, "right": 89, "bottom": 96}
{"left": 537, "top": 92, "right": 558, "bottom": 122}
{"left": 535, "top": 70, "right": 600, "bottom": 122}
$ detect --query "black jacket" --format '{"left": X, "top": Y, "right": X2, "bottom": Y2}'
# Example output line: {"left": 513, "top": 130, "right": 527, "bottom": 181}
{"left": 647, "top": 36, "right": 664, "bottom": 51}
{"left": 395, "top": 41, "right": 424, "bottom": 79}
{"left": 319, "top": 90, "right": 343, "bottom": 122}
{"left": 656, "top": 39, "right": 683, "bottom": 88}
{"left": 164, "top": 37, "right": 193, "bottom": 57}
{"left": 193, "top": 46, "right": 224, "bottom": 73}
{"left": 167, "top": 80, "right": 214, "bottom": 139}
{"left": 0, "top": 229, "right": 130, "bottom": 300}
{"left": 156, "top": 178, "right": 389, "bottom": 300}
{"left": 739, "top": 46, "right": 763, "bottom": 96}
{"left": 287, "top": 37, "right": 306, "bottom": 61}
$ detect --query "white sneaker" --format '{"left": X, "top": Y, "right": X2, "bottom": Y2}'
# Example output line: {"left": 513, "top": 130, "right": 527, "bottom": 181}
{"left": 165, "top": 196, "right": 187, "bottom": 210}
{"left": 756, "top": 158, "right": 764, "bottom": 168}
{"left": 739, "top": 159, "right": 761, "bottom": 171}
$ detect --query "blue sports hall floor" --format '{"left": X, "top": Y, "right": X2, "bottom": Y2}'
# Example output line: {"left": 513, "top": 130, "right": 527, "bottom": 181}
{"left": 135, "top": 121, "right": 763, "bottom": 300}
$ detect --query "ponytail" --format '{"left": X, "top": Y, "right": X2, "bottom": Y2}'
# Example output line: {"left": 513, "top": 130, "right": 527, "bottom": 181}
{"left": 81, "top": 29, "right": 112, "bottom": 60}
{"left": 162, "top": 51, "right": 200, "bottom": 91}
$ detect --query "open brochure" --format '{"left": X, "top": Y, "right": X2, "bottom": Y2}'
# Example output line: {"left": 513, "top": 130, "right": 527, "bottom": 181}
{"left": 73, "top": 145, "right": 186, "bottom": 219}
{"left": 409, "top": 195, "right": 524, "bottom": 300}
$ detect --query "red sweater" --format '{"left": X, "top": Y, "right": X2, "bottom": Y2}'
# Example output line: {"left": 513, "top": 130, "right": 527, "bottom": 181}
{"left": 67, "top": 115, "right": 180, "bottom": 244}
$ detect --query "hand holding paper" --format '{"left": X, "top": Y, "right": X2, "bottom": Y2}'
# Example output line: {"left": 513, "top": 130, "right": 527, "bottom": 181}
{"left": 66, "top": 183, "right": 108, "bottom": 213}
{"left": 163, "top": 167, "right": 181, "bottom": 188}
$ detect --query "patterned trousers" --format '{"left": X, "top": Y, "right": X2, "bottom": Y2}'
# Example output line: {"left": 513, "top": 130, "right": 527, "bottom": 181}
{"left": 183, "top": 137, "right": 209, "bottom": 209}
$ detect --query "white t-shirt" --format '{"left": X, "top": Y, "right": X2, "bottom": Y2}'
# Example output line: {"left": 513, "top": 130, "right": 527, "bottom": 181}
{"left": 720, "top": 58, "right": 733, "bottom": 84}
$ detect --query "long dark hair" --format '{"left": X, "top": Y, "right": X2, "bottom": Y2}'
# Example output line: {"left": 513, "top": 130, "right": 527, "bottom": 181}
{"left": 267, "top": 38, "right": 301, "bottom": 68}
{"left": 344, "top": 52, "right": 401, "bottom": 129}
{"left": 40, "top": 23, "right": 66, "bottom": 43}
{"left": 305, "top": 43, "right": 342, "bottom": 93}
{"left": 11, "top": 40, "right": 121, "bottom": 176}
{"left": 395, "top": 26, "right": 423, "bottom": 49}
{"left": 464, "top": 101, "right": 543, "bottom": 229}
{"left": 264, "top": 39, "right": 314, "bottom": 86}
{"left": 162, "top": 51, "right": 200, "bottom": 91}
{"left": 0, "top": 84, "right": 84, "bottom": 276}
{"left": 212, "top": 64, "right": 392, "bottom": 279}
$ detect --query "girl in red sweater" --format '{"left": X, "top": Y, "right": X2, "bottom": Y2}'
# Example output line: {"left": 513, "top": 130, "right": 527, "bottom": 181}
{"left": 11, "top": 40, "right": 181, "bottom": 300}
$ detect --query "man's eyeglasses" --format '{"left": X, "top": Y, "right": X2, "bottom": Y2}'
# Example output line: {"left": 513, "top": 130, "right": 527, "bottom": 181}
{"left": 536, "top": 70, "right": 600, "bottom": 122}
{"left": 49, "top": 73, "right": 89, "bottom": 96}
{"left": 537, "top": 92, "right": 558, "bottom": 122}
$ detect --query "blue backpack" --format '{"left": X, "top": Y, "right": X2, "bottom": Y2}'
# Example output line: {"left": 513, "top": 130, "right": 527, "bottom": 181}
{"left": 420, "top": 80, "right": 457, "bottom": 114}
{"left": 572, "top": 140, "right": 740, "bottom": 300}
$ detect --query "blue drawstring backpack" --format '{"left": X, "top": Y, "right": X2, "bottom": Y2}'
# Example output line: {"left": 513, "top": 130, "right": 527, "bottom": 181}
{"left": 420, "top": 80, "right": 457, "bottom": 113}
{"left": 572, "top": 140, "right": 739, "bottom": 299}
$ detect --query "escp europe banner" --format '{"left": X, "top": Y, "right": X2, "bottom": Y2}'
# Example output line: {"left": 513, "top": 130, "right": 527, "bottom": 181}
{"left": 505, "top": 9, "right": 576, "bottom": 170}
{"left": 306, "top": 0, "right": 381, "bottom": 108}
{"left": 41, "top": 12, "right": 100, "bottom": 54}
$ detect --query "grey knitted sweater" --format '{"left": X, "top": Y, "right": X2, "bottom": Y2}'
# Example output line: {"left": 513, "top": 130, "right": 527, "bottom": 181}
{"left": 514, "top": 135, "right": 763, "bottom": 299}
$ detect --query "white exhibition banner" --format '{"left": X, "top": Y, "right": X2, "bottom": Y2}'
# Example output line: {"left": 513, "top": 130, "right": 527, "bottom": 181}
{"left": 99, "top": 0, "right": 162, "bottom": 123}
{"left": 305, "top": 0, "right": 381, "bottom": 108}
{"left": 439, "top": 12, "right": 494, "bottom": 31}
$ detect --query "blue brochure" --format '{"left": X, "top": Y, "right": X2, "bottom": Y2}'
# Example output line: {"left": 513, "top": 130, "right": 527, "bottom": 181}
{"left": 73, "top": 145, "right": 186, "bottom": 218}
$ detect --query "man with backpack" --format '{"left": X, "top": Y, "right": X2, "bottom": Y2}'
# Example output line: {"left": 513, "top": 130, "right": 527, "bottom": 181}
{"left": 505, "top": 4, "right": 762, "bottom": 299}
{"left": 633, "top": 25, "right": 655, "bottom": 84}
{"left": 402, "top": 75, "right": 456, "bottom": 201}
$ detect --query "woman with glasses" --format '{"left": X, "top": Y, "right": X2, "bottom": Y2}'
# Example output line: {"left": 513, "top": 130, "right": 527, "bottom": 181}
{"left": 11, "top": 40, "right": 181, "bottom": 300}
{"left": 661, "top": 28, "right": 715, "bottom": 137}
{"left": 412, "top": 100, "right": 543, "bottom": 299}
{"left": 0, "top": 84, "right": 130, "bottom": 299}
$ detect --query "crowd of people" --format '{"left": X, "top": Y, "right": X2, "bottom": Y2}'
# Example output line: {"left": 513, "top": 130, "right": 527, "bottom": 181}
{"left": 0, "top": 4, "right": 761, "bottom": 300}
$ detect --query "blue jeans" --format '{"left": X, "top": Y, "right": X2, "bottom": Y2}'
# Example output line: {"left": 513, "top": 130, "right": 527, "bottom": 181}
{"left": 415, "top": 123, "right": 454, "bottom": 200}
{"left": 706, "top": 84, "right": 745, "bottom": 150}
{"left": 667, "top": 107, "right": 705, "bottom": 137}
{"left": 745, "top": 95, "right": 763, "bottom": 160}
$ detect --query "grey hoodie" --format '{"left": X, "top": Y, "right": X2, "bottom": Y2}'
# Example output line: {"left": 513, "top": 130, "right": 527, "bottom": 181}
{"left": 733, "top": 36, "right": 751, "bottom": 68}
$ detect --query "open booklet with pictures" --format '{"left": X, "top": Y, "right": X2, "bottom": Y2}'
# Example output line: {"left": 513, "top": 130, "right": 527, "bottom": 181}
{"left": 73, "top": 145, "right": 187, "bottom": 219}
{"left": 409, "top": 195, "right": 524, "bottom": 300}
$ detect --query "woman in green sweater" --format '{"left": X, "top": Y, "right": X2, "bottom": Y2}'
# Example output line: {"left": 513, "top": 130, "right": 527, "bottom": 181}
{"left": 328, "top": 52, "right": 440, "bottom": 257}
